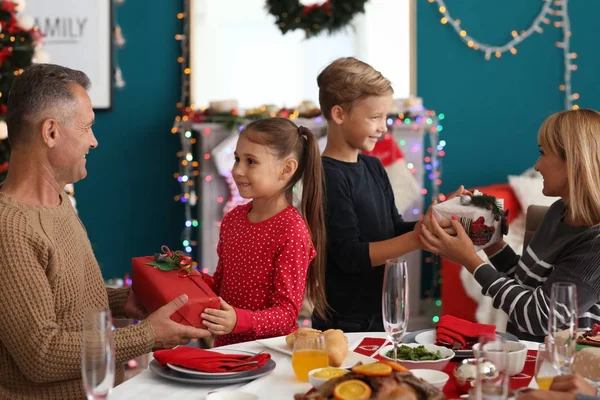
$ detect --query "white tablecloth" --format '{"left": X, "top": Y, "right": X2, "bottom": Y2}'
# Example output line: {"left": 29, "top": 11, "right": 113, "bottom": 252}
{"left": 111, "top": 332, "right": 539, "bottom": 399}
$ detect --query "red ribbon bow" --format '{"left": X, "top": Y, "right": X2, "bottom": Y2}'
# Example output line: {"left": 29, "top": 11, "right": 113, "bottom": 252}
{"left": 179, "top": 255, "right": 192, "bottom": 270}
{"left": 160, "top": 245, "right": 197, "bottom": 275}
{"left": 160, "top": 245, "right": 173, "bottom": 258}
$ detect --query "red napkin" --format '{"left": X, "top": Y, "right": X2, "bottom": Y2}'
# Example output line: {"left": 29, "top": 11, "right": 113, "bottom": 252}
{"left": 435, "top": 315, "right": 496, "bottom": 350}
{"left": 154, "top": 346, "right": 271, "bottom": 373}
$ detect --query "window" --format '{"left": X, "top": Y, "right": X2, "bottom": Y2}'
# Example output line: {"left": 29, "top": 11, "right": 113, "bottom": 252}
{"left": 190, "top": 0, "right": 414, "bottom": 109}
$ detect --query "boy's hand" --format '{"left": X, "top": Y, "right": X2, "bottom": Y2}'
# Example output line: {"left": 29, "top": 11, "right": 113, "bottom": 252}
{"left": 202, "top": 298, "right": 237, "bottom": 335}
{"left": 420, "top": 185, "right": 465, "bottom": 235}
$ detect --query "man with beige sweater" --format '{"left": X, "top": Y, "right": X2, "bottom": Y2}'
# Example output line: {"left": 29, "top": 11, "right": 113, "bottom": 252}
{"left": 0, "top": 64, "right": 211, "bottom": 399}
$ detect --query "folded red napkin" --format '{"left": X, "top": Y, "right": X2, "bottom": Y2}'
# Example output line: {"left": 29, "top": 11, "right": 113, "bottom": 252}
{"left": 435, "top": 315, "right": 496, "bottom": 350}
{"left": 154, "top": 347, "right": 271, "bottom": 373}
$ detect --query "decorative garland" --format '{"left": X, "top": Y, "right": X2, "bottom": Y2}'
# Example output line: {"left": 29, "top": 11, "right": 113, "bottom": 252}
{"left": 428, "top": 0, "right": 578, "bottom": 110}
{"left": 183, "top": 105, "right": 322, "bottom": 131}
{"left": 266, "top": 0, "right": 368, "bottom": 38}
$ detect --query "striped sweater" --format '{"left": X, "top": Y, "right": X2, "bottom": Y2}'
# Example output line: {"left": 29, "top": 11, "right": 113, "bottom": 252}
{"left": 473, "top": 199, "right": 600, "bottom": 342}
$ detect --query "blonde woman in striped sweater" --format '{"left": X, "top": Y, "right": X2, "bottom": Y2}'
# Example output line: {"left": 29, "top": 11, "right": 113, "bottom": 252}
{"left": 421, "top": 109, "right": 600, "bottom": 343}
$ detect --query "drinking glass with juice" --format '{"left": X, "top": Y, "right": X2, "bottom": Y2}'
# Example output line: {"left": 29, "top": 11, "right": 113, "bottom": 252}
{"left": 291, "top": 332, "right": 328, "bottom": 381}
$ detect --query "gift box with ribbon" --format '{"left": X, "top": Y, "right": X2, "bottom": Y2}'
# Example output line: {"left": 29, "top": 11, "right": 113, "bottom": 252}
{"left": 132, "top": 246, "right": 220, "bottom": 328}
{"left": 432, "top": 189, "right": 509, "bottom": 251}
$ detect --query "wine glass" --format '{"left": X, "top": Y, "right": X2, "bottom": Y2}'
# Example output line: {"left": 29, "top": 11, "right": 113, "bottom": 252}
{"left": 473, "top": 335, "right": 509, "bottom": 400}
{"left": 534, "top": 344, "right": 558, "bottom": 390}
{"left": 382, "top": 258, "right": 409, "bottom": 362}
{"left": 291, "top": 331, "right": 328, "bottom": 382}
{"left": 547, "top": 282, "right": 578, "bottom": 375}
{"left": 82, "top": 309, "right": 115, "bottom": 400}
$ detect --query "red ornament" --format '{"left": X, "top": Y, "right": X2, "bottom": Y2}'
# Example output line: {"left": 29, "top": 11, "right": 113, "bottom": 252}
{"left": 0, "top": 47, "right": 12, "bottom": 64}
{"left": 1, "top": 1, "right": 15, "bottom": 13}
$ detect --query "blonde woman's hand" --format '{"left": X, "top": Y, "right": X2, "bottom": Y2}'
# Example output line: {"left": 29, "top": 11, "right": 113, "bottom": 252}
{"left": 517, "top": 390, "right": 576, "bottom": 400}
{"left": 550, "top": 374, "right": 598, "bottom": 395}
{"left": 419, "top": 214, "right": 483, "bottom": 273}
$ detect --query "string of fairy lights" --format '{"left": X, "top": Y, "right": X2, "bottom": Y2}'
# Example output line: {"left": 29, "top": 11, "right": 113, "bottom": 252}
{"left": 170, "top": 5, "right": 449, "bottom": 267}
{"left": 171, "top": 0, "right": 199, "bottom": 258}
{"left": 428, "top": 0, "right": 579, "bottom": 110}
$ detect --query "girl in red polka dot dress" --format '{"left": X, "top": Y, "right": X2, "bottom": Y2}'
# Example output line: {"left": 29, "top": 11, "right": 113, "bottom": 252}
{"left": 200, "top": 117, "right": 328, "bottom": 346}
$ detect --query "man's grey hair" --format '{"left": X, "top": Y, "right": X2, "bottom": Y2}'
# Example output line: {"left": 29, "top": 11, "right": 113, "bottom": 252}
{"left": 6, "top": 63, "right": 91, "bottom": 146}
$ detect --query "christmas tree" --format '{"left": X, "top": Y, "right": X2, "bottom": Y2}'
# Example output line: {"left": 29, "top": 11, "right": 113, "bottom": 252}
{"left": 0, "top": 0, "right": 44, "bottom": 182}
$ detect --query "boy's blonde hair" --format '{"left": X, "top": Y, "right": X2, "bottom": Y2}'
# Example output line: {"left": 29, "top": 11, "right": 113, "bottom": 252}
{"left": 538, "top": 109, "right": 600, "bottom": 226}
{"left": 317, "top": 57, "right": 393, "bottom": 120}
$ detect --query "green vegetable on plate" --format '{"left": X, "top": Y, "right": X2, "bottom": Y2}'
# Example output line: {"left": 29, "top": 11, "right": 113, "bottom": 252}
{"left": 386, "top": 345, "right": 443, "bottom": 361}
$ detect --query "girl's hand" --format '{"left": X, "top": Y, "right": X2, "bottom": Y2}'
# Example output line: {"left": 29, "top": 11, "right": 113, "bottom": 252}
{"left": 419, "top": 215, "right": 483, "bottom": 273}
{"left": 202, "top": 298, "right": 237, "bottom": 335}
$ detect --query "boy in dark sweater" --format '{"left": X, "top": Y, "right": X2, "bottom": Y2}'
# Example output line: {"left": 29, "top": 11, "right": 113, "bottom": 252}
{"left": 313, "top": 57, "right": 460, "bottom": 331}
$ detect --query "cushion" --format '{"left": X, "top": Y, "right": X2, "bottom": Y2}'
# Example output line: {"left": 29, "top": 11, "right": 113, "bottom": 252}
{"left": 508, "top": 173, "right": 559, "bottom": 212}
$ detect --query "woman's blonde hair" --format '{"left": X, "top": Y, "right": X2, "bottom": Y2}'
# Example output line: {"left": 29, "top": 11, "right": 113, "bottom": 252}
{"left": 317, "top": 57, "right": 393, "bottom": 120}
{"left": 538, "top": 109, "right": 600, "bottom": 225}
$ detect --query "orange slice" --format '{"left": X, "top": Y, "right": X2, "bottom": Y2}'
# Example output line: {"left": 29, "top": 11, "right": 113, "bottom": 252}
{"left": 379, "top": 359, "right": 409, "bottom": 372}
{"left": 351, "top": 362, "right": 393, "bottom": 377}
{"left": 333, "top": 379, "right": 372, "bottom": 400}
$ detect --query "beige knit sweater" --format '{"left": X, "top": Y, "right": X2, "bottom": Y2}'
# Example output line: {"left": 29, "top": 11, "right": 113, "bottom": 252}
{"left": 0, "top": 192, "right": 155, "bottom": 399}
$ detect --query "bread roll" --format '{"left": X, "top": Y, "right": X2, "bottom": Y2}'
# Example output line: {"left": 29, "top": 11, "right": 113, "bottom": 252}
{"left": 285, "top": 328, "right": 349, "bottom": 367}
{"left": 285, "top": 328, "right": 321, "bottom": 348}
{"left": 323, "top": 329, "right": 348, "bottom": 367}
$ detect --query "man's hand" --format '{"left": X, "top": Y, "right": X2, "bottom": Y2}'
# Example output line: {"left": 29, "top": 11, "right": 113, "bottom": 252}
{"left": 124, "top": 289, "right": 149, "bottom": 320}
{"left": 550, "top": 374, "right": 598, "bottom": 395}
{"left": 147, "top": 294, "right": 211, "bottom": 349}
{"left": 202, "top": 298, "right": 237, "bottom": 336}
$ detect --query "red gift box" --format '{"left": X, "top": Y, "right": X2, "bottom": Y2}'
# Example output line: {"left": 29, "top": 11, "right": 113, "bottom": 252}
{"left": 132, "top": 256, "right": 220, "bottom": 328}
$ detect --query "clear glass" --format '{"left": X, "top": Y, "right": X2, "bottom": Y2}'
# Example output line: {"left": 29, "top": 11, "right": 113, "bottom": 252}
{"left": 473, "top": 336, "right": 509, "bottom": 400}
{"left": 291, "top": 332, "right": 328, "bottom": 382}
{"left": 82, "top": 309, "right": 115, "bottom": 400}
{"left": 534, "top": 344, "right": 558, "bottom": 390}
{"left": 547, "top": 282, "right": 578, "bottom": 375}
{"left": 382, "top": 258, "right": 409, "bottom": 362}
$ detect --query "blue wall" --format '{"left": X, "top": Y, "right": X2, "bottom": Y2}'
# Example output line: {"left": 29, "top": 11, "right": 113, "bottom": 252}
{"left": 75, "top": 1, "right": 184, "bottom": 279}
{"left": 417, "top": 0, "right": 600, "bottom": 193}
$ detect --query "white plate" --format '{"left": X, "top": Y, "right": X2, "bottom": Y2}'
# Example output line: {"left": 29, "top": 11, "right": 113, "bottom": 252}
{"left": 256, "top": 335, "right": 376, "bottom": 369}
{"left": 166, "top": 348, "right": 257, "bottom": 377}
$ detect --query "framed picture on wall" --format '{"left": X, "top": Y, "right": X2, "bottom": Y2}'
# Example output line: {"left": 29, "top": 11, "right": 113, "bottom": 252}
{"left": 28, "top": 0, "right": 113, "bottom": 109}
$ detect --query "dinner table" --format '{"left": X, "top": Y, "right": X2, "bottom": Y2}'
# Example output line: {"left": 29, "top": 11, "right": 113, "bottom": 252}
{"left": 111, "top": 331, "right": 541, "bottom": 399}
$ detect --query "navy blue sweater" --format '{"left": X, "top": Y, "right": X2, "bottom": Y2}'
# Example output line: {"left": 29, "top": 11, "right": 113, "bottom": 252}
{"left": 322, "top": 154, "right": 416, "bottom": 317}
